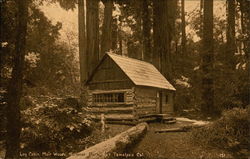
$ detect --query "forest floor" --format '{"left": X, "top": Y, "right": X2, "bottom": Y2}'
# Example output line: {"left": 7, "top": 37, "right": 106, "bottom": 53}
{"left": 131, "top": 120, "right": 234, "bottom": 159}
{"left": 0, "top": 119, "right": 236, "bottom": 159}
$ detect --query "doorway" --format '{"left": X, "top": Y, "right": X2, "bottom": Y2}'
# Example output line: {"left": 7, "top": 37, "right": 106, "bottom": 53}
{"left": 156, "top": 91, "right": 162, "bottom": 114}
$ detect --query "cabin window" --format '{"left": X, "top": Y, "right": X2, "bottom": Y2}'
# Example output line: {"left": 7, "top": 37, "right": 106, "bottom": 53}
{"left": 93, "top": 93, "right": 125, "bottom": 103}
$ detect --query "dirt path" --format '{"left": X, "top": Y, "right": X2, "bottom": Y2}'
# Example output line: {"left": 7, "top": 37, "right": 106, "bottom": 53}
{"left": 131, "top": 122, "right": 234, "bottom": 159}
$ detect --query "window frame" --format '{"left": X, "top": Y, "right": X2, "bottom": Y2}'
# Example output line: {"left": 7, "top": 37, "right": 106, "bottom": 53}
{"left": 93, "top": 92, "right": 125, "bottom": 104}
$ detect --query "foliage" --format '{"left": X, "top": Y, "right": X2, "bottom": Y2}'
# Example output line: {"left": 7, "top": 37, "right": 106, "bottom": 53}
{"left": 1, "top": 2, "right": 80, "bottom": 94}
{"left": 20, "top": 91, "right": 92, "bottom": 152}
{"left": 191, "top": 107, "right": 249, "bottom": 156}
{"left": 173, "top": 3, "right": 249, "bottom": 114}
{"left": 25, "top": 6, "right": 79, "bottom": 93}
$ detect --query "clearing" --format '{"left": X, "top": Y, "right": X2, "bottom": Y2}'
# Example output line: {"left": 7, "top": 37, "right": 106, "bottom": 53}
{"left": 131, "top": 119, "right": 234, "bottom": 159}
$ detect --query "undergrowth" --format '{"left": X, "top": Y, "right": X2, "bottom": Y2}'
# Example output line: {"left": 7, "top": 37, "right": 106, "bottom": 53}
{"left": 20, "top": 87, "right": 93, "bottom": 153}
{"left": 191, "top": 107, "right": 249, "bottom": 157}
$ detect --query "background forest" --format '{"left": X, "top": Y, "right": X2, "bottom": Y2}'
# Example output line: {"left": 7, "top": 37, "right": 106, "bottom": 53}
{"left": 0, "top": 0, "right": 249, "bottom": 158}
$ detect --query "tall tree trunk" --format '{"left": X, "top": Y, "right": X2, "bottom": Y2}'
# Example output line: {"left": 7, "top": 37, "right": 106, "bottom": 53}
{"left": 142, "top": 0, "right": 151, "bottom": 63}
{"left": 100, "top": 0, "right": 113, "bottom": 58}
{"left": 78, "top": 0, "right": 87, "bottom": 84}
{"left": 153, "top": 0, "right": 168, "bottom": 74}
{"left": 153, "top": 0, "right": 175, "bottom": 80}
{"left": 78, "top": 0, "right": 88, "bottom": 103}
{"left": 181, "top": 0, "right": 186, "bottom": 55}
{"left": 111, "top": 18, "right": 118, "bottom": 50}
{"left": 128, "top": 0, "right": 144, "bottom": 60}
{"left": 201, "top": 0, "right": 214, "bottom": 115}
{"left": 226, "top": 0, "right": 236, "bottom": 69}
{"left": 5, "top": 0, "right": 28, "bottom": 158}
{"left": 200, "top": 0, "right": 204, "bottom": 37}
{"left": 238, "top": 0, "right": 250, "bottom": 66}
{"left": 86, "top": 0, "right": 99, "bottom": 76}
{"left": 118, "top": 16, "right": 123, "bottom": 55}
{"left": 0, "top": 1, "right": 3, "bottom": 85}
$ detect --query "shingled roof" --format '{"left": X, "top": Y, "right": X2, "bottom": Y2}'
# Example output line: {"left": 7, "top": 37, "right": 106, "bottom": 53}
{"left": 107, "top": 53, "right": 176, "bottom": 91}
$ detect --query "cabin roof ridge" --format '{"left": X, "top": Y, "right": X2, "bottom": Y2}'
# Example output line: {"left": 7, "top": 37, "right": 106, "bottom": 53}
{"left": 106, "top": 53, "right": 176, "bottom": 91}
{"left": 107, "top": 52, "right": 153, "bottom": 65}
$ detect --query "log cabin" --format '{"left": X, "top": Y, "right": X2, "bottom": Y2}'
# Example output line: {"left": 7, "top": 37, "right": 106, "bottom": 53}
{"left": 85, "top": 53, "right": 176, "bottom": 122}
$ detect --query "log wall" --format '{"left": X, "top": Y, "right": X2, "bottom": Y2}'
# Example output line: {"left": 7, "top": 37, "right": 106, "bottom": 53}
{"left": 87, "top": 88, "right": 136, "bottom": 120}
{"left": 134, "top": 87, "right": 157, "bottom": 118}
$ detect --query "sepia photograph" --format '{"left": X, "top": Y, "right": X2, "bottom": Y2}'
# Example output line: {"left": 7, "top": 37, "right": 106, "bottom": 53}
{"left": 0, "top": 0, "right": 249, "bottom": 158}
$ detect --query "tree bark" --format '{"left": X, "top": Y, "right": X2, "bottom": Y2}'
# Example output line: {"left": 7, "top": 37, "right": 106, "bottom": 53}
{"left": 226, "top": 0, "right": 236, "bottom": 69}
{"left": 127, "top": 0, "right": 143, "bottom": 59}
{"left": 153, "top": 0, "right": 167, "bottom": 73}
{"left": 100, "top": 0, "right": 113, "bottom": 58}
{"left": 5, "top": 0, "right": 28, "bottom": 158}
{"left": 142, "top": 0, "right": 151, "bottom": 63}
{"left": 111, "top": 18, "right": 118, "bottom": 50}
{"left": 78, "top": 0, "right": 87, "bottom": 84}
{"left": 237, "top": 0, "right": 250, "bottom": 66}
{"left": 200, "top": 0, "right": 204, "bottom": 37}
{"left": 201, "top": 0, "right": 214, "bottom": 115}
{"left": 67, "top": 123, "right": 148, "bottom": 159}
{"left": 181, "top": 0, "right": 186, "bottom": 55}
{"left": 153, "top": 0, "right": 175, "bottom": 80}
{"left": 86, "top": 0, "right": 99, "bottom": 76}
{"left": 118, "top": 16, "right": 123, "bottom": 55}
{"left": 0, "top": 1, "right": 3, "bottom": 85}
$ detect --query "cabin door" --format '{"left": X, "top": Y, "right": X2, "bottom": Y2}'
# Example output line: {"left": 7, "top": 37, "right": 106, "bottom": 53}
{"left": 156, "top": 91, "right": 162, "bottom": 114}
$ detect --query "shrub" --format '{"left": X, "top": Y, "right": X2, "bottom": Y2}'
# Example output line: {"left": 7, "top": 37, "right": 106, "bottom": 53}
{"left": 191, "top": 107, "right": 249, "bottom": 151}
{"left": 20, "top": 95, "right": 93, "bottom": 152}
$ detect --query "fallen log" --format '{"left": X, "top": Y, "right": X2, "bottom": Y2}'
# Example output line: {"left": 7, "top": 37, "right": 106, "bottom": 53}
{"left": 155, "top": 124, "right": 206, "bottom": 133}
{"left": 155, "top": 128, "right": 186, "bottom": 133}
{"left": 67, "top": 122, "right": 148, "bottom": 159}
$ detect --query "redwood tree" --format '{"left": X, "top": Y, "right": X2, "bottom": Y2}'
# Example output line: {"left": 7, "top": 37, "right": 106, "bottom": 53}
{"left": 142, "top": 0, "right": 151, "bottom": 63}
{"left": 153, "top": 0, "right": 169, "bottom": 74}
{"left": 86, "top": 0, "right": 99, "bottom": 76}
{"left": 181, "top": 0, "right": 186, "bottom": 55}
{"left": 201, "top": 0, "right": 214, "bottom": 115}
{"left": 5, "top": 0, "right": 28, "bottom": 157}
{"left": 226, "top": 0, "right": 236, "bottom": 69}
{"left": 78, "top": 0, "right": 87, "bottom": 85}
{"left": 153, "top": 0, "right": 176, "bottom": 80}
{"left": 100, "top": 0, "right": 113, "bottom": 58}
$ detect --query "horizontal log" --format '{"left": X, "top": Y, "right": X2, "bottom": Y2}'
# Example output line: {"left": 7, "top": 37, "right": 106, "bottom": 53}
{"left": 155, "top": 128, "right": 186, "bottom": 133}
{"left": 155, "top": 124, "right": 206, "bottom": 133}
{"left": 136, "top": 96, "right": 156, "bottom": 100}
{"left": 90, "top": 114, "right": 135, "bottom": 121}
{"left": 138, "top": 117, "right": 157, "bottom": 122}
{"left": 136, "top": 104, "right": 156, "bottom": 108}
{"left": 67, "top": 123, "right": 148, "bottom": 159}
{"left": 89, "top": 89, "right": 133, "bottom": 94}
{"left": 137, "top": 113, "right": 158, "bottom": 118}
{"left": 89, "top": 79, "right": 130, "bottom": 84}
{"left": 164, "top": 120, "right": 176, "bottom": 124}
{"left": 106, "top": 120, "right": 137, "bottom": 126}
{"left": 137, "top": 111, "right": 156, "bottom": 116}
{"left": 136, "top": 101, "right": 155, "bottom": 104}
{"left": 90, "top": 103, "right": 134, "bottom": 107}
{"left": 89, "top": 109, "right": 133, "bottom": 114}
{"left": 89, "top": 107, "right": 134, "bottom": 112}
{"left": 126, "top": 94, "right": 135, "bottom": 97}
{"left": 136, "top": 108, "right": 156, "bottom": 113}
